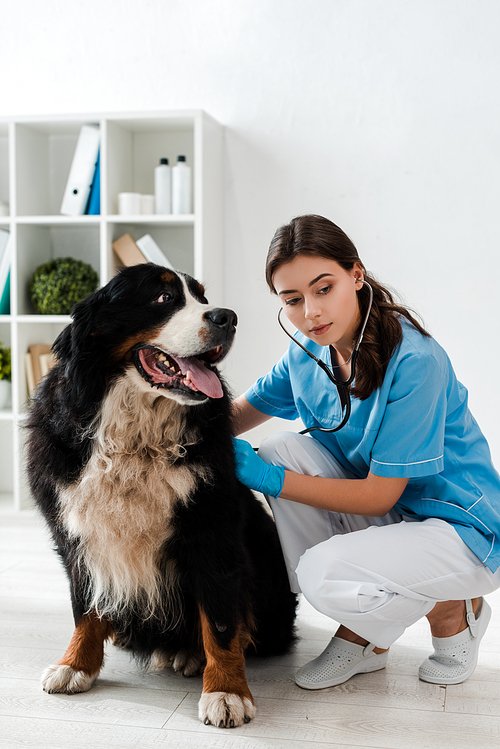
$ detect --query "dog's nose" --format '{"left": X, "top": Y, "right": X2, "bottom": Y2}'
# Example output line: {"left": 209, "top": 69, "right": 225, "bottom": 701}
{"left": 204, "top": 308, "right": 238, "bottom": 330}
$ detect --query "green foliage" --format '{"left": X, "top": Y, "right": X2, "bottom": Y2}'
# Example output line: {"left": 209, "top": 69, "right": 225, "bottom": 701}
{"left": 0, "top": 343, "right": 11, "bottom": 382}
{"left": 29, "top": 257, "right": 98, "bottom": 315}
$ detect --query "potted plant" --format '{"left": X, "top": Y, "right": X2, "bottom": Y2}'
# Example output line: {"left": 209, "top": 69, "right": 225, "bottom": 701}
{"left": 0, "top": 342, "right": 11, "bottom": 409}
{"left": 29, "top": 257, "right": 98, "bottom": 315}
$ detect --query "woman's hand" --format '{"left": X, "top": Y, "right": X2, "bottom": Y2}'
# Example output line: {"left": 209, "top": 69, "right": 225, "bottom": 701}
{"left": 233, "top": 438, "right": 286, "bottom": 498}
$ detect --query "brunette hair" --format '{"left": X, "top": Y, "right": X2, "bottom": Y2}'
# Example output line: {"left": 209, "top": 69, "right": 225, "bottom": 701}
{"left": 266, "top": 214, "right": 430, "bottom": 400}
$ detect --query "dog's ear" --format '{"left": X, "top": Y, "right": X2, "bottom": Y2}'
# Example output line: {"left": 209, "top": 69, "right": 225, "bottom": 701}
{"left": 52, "top": 286, "right": 109, "bottom": 363}
{"left": 51, "top": 286, "right": 113, "bottom": 414}
{"left": 71, "top": 286, "right": 111, "bottom": 342}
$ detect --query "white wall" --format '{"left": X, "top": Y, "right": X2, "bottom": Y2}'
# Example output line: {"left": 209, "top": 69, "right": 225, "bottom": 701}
{"left": 3, "top": 0, "right": 500, "bottom": 459}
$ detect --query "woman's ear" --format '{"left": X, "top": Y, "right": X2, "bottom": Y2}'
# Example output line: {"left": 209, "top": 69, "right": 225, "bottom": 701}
{"left": 353, "top": 262, "right": 365, "bottom": 287}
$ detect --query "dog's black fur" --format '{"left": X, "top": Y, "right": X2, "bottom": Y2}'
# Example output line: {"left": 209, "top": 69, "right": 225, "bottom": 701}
{"left": 26, "top": 264, "right": 297, "bottom": 727}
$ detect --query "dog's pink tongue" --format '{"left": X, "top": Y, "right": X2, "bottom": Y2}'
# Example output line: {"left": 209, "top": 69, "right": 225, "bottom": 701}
{"left": 170, "top": 354, "right": 224, "bottom": 399}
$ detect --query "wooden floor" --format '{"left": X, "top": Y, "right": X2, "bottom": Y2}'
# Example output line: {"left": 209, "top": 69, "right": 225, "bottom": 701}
{"left": 1, "top": 511, "right": 500, "bottom": 749}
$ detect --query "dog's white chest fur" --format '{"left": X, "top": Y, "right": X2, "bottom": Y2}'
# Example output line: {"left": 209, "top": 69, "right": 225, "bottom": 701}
{"left": 58, "top": 373, "right": 208, "bottom": 618}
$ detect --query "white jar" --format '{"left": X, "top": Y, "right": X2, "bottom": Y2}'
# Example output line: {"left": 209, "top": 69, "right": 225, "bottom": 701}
{"left": 154, "top": 158, "right": 171, "bottom": 214}
{"left": 118, "top": 192, "right": 141, "bottom": 215}
{"left": 172, "top": 155, "right": 191, "bottom": 214}
{"left": 140, "top": 194, "right": 155, "bottom": 214}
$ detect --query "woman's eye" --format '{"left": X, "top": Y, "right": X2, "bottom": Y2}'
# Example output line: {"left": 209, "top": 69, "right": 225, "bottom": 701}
{"left": 318, "top": 285, "right": 331, "bottom": 295}
{"left": 154, "top": 292, "right": 172, "bottom": 304}
{"left": 285, "top": 297, "right": 300, "bottom": 306}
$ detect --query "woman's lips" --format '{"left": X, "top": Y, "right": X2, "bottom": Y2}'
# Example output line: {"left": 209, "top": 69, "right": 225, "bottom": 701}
{"left": 310, "top": 323, "right": 332, "bottom": 336}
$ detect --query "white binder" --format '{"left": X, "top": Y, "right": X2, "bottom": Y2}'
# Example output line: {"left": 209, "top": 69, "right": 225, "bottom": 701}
{"left": 60, "top": 125, "right": 100, "bottom": 216}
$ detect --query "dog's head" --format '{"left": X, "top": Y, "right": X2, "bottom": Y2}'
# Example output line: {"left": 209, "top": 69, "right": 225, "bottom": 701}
{"left": 52, "top": 264, "right": 237, "bottom": 408}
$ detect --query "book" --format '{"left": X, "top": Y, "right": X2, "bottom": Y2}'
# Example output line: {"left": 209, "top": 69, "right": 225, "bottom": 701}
{"left": 29, "top": 344, "right": 51, "bottom": 386}
{"left": 136, "top": 234, "right": 174, "bottom": 269}
{"left": 60, "top": 125, "right": 101, "bottom": 216}
{"left": 39, "top": 352, "right": 56, "bottom": 378}
{"left": 112, "top": 233, "right": 174, "bottom": 270}
{"left": 25, "top": 353, "right": 35, "bottom": 397}
{"left": 85, "top": 150, "right": 100, "bottom": 215}
{"left": 0, "top": 229, "right": 11, "bottom": 315}
{"left": 112, "top": 234, "right": 148, "bottom": 267}
{"left": 25, "top": 345, "right": 57, "bottom": 397}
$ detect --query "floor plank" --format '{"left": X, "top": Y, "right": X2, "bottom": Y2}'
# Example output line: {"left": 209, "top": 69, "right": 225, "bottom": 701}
{"left": 0, "top": 716, "right": 343, "bottom": 749}
{"left": 0, "top": 677, "right": 188, "bottom": 729}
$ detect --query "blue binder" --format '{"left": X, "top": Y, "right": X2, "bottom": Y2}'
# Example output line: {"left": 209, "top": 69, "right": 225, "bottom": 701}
{"left": 85, "top": 151, "right": 101, "bottom": 215}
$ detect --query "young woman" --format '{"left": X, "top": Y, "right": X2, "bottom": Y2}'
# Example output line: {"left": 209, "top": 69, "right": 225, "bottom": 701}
{"left": 232, "top": 214, "right": 500, "bottom": 689}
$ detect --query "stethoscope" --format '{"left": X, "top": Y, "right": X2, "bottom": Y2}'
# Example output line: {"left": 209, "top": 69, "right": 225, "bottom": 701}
{"left": 277, "top": 279, "right": 374, "bottom": 435}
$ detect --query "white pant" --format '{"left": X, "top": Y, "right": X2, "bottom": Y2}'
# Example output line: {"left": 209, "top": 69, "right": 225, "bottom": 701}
{"left": 260, "top": 432, "right": 500, "bottom": 649}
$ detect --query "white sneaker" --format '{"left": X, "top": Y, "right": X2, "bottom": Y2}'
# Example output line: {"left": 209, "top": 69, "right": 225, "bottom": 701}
{"left": 295, "top": 636, "right": 389, "bottom": 690}
{"left": 419, "top": 598, "right": 491, "bottom": 685}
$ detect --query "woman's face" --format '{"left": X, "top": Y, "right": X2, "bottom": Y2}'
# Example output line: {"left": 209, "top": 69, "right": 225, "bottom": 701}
{"left": 273, "top": 255, "right": 364, "bottom": 358}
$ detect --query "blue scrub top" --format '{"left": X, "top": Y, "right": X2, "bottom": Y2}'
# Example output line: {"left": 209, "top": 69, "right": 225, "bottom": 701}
{"left": 246, "top": 320, "right": 500, "bottom": 573}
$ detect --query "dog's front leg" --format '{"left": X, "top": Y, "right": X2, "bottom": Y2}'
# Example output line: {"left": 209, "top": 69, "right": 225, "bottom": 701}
{"left": 42, "top": 611, "right": 112, "bottom": 694}
{"left": 198, "top": 606, "right": 256, "bottom": 728}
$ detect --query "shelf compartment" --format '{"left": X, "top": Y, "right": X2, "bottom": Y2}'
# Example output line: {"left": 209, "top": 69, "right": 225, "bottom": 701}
{"left": 105, "top": 117, "right": 194, "bottom": 216}
{"left": 14, "top": 120, "right": 100, "bottom": 217}
{"left": 109, "top": 221, "right": 195, "bottom": 278}
{"left": 17, "top": 319, "right": 68, "bottom": 410}
{"left": 16, "top": 223, "right": 100, "bottom": 315}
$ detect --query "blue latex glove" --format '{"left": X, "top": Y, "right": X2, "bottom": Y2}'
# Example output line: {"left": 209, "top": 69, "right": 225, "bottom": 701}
{"left": 233, "top": 438, "right": 285, "bottom": 498}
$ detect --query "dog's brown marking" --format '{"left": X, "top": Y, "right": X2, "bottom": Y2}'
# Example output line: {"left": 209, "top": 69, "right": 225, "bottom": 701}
{"left": 57, "top": 612, "right": 113, "bottom": 676}
{"left": 198, "top": 326, "right": 213, "bottom": 345}
{"left": 110, "top": 329, "right": 163, "bottom": 363}
{"left": 199, "top": 607, "right": 254, "bottom": 705}
{"left": 161, "top": 271, "right": 176, "bottom": 284}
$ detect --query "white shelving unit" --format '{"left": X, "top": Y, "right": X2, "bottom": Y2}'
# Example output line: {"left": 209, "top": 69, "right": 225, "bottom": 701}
{"left": 0, "top": 110, "right": 224, "bottom": 510}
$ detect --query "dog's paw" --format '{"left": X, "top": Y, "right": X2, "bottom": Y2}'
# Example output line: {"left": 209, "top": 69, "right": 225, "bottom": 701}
{"left": 198, "top": 691, "right": 256, "bottom": 728}
{"left": 42, "top": 664, "right": 97, "bottom": 694}
{"left": 172, "top": 649, "right": 205, "bottom": 676}
{"left": 152, "top": 648, "right": 205, "bottom": 677}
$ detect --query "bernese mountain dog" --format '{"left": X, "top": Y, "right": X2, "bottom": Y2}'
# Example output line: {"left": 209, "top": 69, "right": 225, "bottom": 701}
{"left": 26, "top": 263, "right": 297, "bottom": 728}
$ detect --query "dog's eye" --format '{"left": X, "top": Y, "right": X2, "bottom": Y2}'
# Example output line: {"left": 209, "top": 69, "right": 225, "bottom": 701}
{"left": 154, "top": 292, "right": 172, "bottom": 304}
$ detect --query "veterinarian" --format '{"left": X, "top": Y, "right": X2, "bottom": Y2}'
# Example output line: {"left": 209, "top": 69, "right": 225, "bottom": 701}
{"left": 232, "top": 214, "right": 500, "bottom": 689}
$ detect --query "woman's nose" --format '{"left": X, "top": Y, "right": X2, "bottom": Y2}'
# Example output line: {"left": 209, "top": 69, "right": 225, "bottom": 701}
{"left": 304, "top": 296, "right": 321, "bottom": 319}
